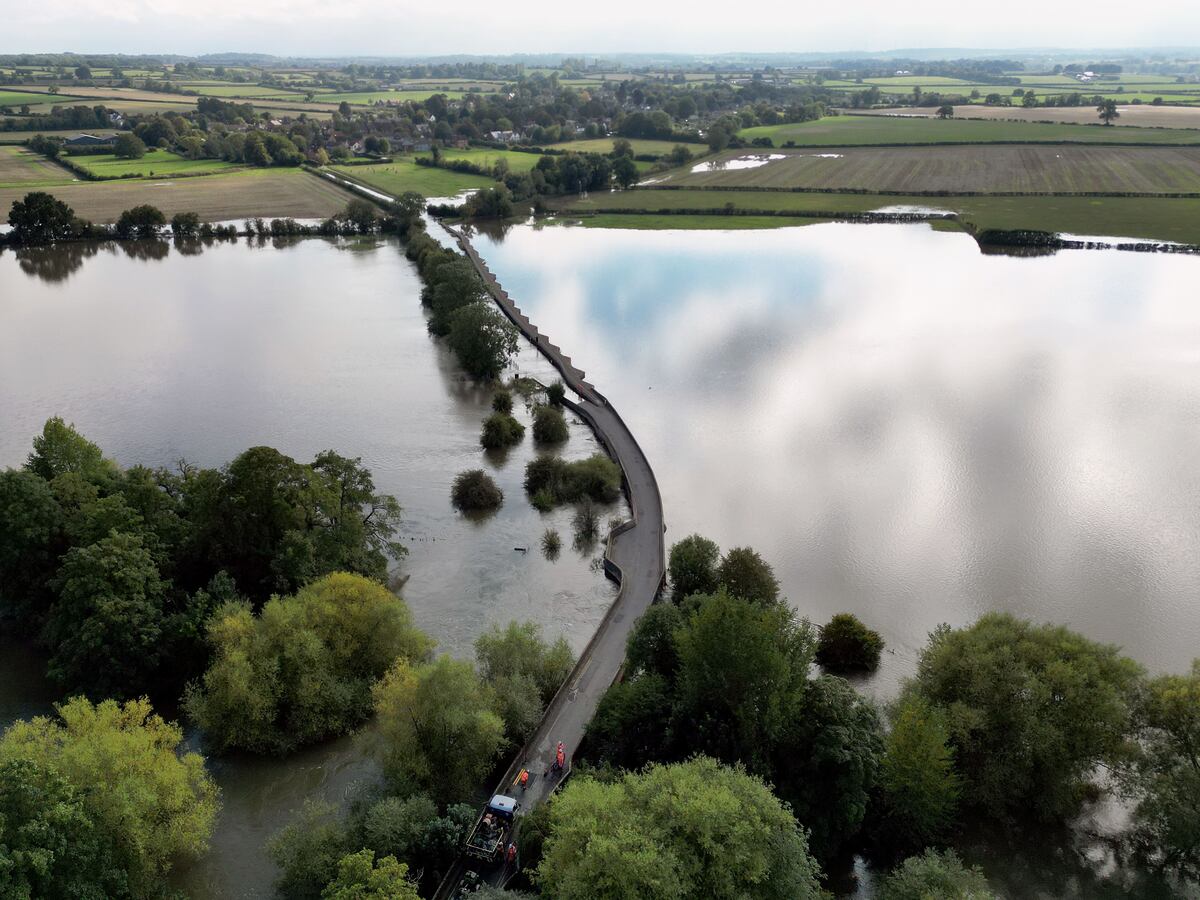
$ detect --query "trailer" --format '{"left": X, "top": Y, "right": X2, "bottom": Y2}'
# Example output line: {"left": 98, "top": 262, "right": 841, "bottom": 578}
{"left": 463, "top": 794, "right": 519, "bottom": 863}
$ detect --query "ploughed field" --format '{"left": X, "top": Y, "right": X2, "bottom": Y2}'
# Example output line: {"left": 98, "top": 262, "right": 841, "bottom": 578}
{"left": 658, "top": 145, "right": 1200, "bottom": 194}
{"left": 0, "top": 146, "right": 74, "bottom": 187}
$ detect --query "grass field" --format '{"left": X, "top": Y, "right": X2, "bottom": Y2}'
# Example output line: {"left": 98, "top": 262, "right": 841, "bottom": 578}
{"left": 551, "top": 188, "right": 1200, "bottom": 244}
{"left": 742, "top": 115, "right": 1200, "bottom": 146}
{"left": 0, "top": 91, "right": 86, "bottom": 108}
{"left": 855, "top": 105, "right": 1200, "bottom": 130}
{"left": 11, "top": 86, "right": 195, "bottom": 106}
{"left": 0, "top": 170, "right": 352, "bottom": 223}
{"left": 183, "top": 84, "right": 310, "bottom": 99}
{"left": 417, "top": 148, "right": 546, "bottom": 173}
{"left": 322, "top": 90, "right": 469, "bottom": 105}
{"left": 68, "top": 149, "right": 244, "bottom": 179}
{"left": 0, "top": 146, "right": 75, "bottom": 187}
{"left": 659, "top": 145, "right": 1200, "bottom": 194}
{"left": 329, "top": 160, "right": 496, "bottom": 198}
{"left": 551, "top": 137, "right": 705, "bottom": 156}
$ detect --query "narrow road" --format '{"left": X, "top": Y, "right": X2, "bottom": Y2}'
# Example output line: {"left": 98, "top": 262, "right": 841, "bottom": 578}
{"left": 432, "top": 226, "right": 667, "bottom": 898}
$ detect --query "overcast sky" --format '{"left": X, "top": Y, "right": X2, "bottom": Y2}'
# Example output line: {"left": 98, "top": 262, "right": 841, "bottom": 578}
{"left": 5, "top": 0, "right": 1199, "bottom": 58}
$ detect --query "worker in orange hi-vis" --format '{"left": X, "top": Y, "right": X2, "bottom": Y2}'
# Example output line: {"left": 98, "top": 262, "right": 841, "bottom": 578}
{"left": 517, "top": 768, "right": 529, "bottom": 791}
{"left": 506, "top": 842, "right": 518, "bottom": 864}
{"left": 555, "top": 741, "right": 566, "bottom": 771}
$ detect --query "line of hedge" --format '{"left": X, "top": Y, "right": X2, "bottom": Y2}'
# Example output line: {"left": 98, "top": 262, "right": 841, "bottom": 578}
{"left": 633, "top": 184, "right": 1200, "bottom": 199}
{"left": 565, "top": 207, "right": 954, "bottom": 222}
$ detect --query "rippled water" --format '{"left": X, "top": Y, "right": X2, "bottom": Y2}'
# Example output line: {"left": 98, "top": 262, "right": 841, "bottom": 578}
{"left": 0, "top": 235, "right": 618, "bottom": 898}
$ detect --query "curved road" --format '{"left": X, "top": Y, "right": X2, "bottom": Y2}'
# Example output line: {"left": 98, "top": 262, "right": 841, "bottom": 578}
{"left": 432, "top": 226, "right": 667, "bottom": 897}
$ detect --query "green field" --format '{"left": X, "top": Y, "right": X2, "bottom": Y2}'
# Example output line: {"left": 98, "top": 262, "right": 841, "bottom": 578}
{"left": 658, "top": 145, "right": 1200, "bottom": 194}
{"left": 184, "top": 84, "right": 311, "bottom": 99}
{"left": 553, "top": 137, "right": 705, "bottom": 156}
{"left": 742, "top": 115, "right": 1200, "bottom": 146}
{"left": 322, "top": 90, "right": 469, "bottom": 105}
{"left": 330, "top": 160, "right": 495, "bottom": 198}
{"left": 0, "top": 91, "right": 84, "bottom": 108}
{"left": 552, "top": 187, "right": 1200, "bottom": 244}
{"left": 417, "top": 148, "right": 546, "bottom": 173}
{"left": 553, "top": 213, "right": 825, "bottom": 230}
{"left": 68, "top": 149, "right": 243, "bottom": 179}
{"left": 0, "top": 169, "right": 351, "bottom": 223}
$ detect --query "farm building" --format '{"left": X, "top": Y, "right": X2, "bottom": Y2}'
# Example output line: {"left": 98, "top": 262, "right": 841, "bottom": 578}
{"left": 65, "top": 133, "right": 117, "bottom": 148}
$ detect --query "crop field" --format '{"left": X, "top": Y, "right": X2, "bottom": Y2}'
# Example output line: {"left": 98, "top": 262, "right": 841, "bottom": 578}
{"left": 660, "top": 145, "right": 1200, "bottom": 194}
{"left": 552, "top": 188, "right": 1200, "bottom": 244}
{"left": 322, "top": 90, "right": 469, "bottom": 105}
{"left": 741, "top": 115, "right": 1200, "bottom": 146}
{"left": 0, "top": 146, "right": 75, "bottom": 187}
{"left": 0, "top": 91, "right": 85, "bottom": 108}
{"left": 11, "top": 86, "right": 195, "bottom": 105}
{"left": 854, "top": 105, "right": 1200, "bottom": 130}
{"left": 68, "top": 149, "right": 244, "bottom": 179}
{"left": 0, "top": 169, "right": 351, "bottom": 223}
{"left": 555, "top": 137, "right": 703, "bottom": 156}
{"left": 330, "top": 160, "right": 496, "bottom": 198}
{"left": 181, "top": 84, "right": 310, "bottom": 99}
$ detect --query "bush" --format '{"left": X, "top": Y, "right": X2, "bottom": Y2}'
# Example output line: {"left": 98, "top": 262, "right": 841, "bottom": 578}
{"left": 492, "top": 388, "right": 514, "bottom": 414}
{"left": 816, "top": 613, "right": 884, "bottom": 673}
{"left": 531, "top": 488, "right": 555, "bottom": 512}
{"left": 115, "top": 204, "right": 166, "bottom": 240}
{"left": 523, "top": 454, "right": 621, "bottom": 507}
{"left": 542, "top": 529, "right": 562, "bottom": 557}
{"left": 451, "top": 469, "right": 503, "bottom": 512}
{"left": 877, "top": 849, "right": 995, "bottom": 900}
{"left": 532, "top": 405, "right": 569, "bottom": 444}
{"left": 480, "top": 413, "right": 525, "bottom": 450}
{"left": 545, "top": 380, "right": 566, "bottom": 406}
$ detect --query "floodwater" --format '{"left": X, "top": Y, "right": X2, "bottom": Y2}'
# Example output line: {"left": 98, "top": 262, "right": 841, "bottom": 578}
{"left": 0, "top": 235, "right": 618, "bottom": 898}
{"left": 468, "top": 221, "right": 1200, "bottom": 896}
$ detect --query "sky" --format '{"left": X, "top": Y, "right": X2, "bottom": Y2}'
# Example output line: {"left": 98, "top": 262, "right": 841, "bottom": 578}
{"left": 4, "top": 0, "right": 1200, "bottom": 58}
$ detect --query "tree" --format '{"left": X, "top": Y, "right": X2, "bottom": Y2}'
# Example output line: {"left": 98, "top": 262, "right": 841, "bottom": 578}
{"left": 342, "top": 199, "right": 378, "bottom": 234}
{"left": 816, "top": 613, "right": 884, "bottom": 673}
{"left": 612, "top": 155, "right": 638, "bottom": 188}
{"left": 425, "top": 258, "right": 486, "bottom": 335}
{"left": 1098, "top": 99, "right": 1120, "bottom": 125}
{"left": 450, "top": 469, "right": 503, "bottom": 512}
{"left": 8, "top": 192, "right": 78, "bottom": 245}
{"left": 717, "top": 546, "right": 780, "bottom": 605}
{"left": 446, "top": 302, "right": 519, "bottom": 381}
{"left": 46, "top": 531, "right": 166, "bottom": 698}
{"left": 25, "top": 416, "right": 108, "bottom": 481}
{"left": 112, "top": 133, "right": 146, "bottom": 160}
{"left": 268, "top": 800, "right": 348, "bottom": 899}
{"left": 668, "top": 534, "right": 720, "bottom": 601}
{"left": 350, "top": 793, "right": 473, "bottom": 878}
{"left": 532, "top": 405, "right": 569, "bottom": 444}
{"left": 491, "top": 388, "right": 513, "bottom": 414}
{"left": 73, "top": 65, "right": 91, "bottom": 80}
{"left": 475, "top": 620, "right": 575, "bottom": 705}
{"left": 908, "top": 613, "right": 1142, "bottom": 821}
{"left": 185, "top": 573, "right": 432, "bottom": 754}
{"left": 0, "top": 757, "right": 124, "bottom": 899}
{"left": 937, "top": 104, "right": 955, "bottom": 119}
{"left": 774, "top": 675, "right": 884, "bottom": 859}
{"left": 611, "top": 138, "right": 633, "bottom": 158}
{"left": 706, "top": 124, "right": 731, "bottom": 152}
{"left": 0, "top": 469, "right": 62, "bottom": 631}
{"left": 674, "top": 590, "right": 813, "bottom": 769}
{"left": 625, "top": 601, "right": 684, "bottom": 678}
{"left": 873, "top": 695, "right": 961, "bottom": 852}
{"left": 877, "top": 849, "right": 995, "bottom": 900}
{"left": 115, "top": 204, "right": 166, "bottom": 240}
{"left": 321, "top": 850, "right": 419, "bottom": 900}
{"left": 585, "top": 673, "right": 675, "bottom": 770}
{"left": 1022, "top": 90, "right": 1038, "bottom": 108}
{"left": 0, "top": 697, "right": 218, "bottom": 897}
{"left": 372, "top": 656, "right": 507, "bottom": 807}
{"left": 1122, "top": 660, "right": 1200, "bottom": 878}
{"left": 536, "top": 758, "right": 823, "bottom": 900}
{"left": 171, "top": 211, "right": 200, "bottom": 238}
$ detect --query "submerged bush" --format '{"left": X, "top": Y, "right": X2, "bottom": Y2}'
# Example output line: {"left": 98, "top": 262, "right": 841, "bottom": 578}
{"left": 451, "top": 469, "right": 503, "bottom": 512}
{"left": 545, "top": 380, "right": 566, "bottom": 407}
{"left": 542, "top": 529, "right": 562, "bottom": 558}
{"left": 480, "top": 413, "right": 525, "bottom": 450}
{"left": 523, "top": 454, "right": 622, "bottom": 507}
{"left": 816, "top": 613, "right": 884, "bottom": 673}
{"left": 532, "top": 405, "right": 569, "bottom": 444}
{"left": 492, "top": 388, "right": 514, "bottom": 414}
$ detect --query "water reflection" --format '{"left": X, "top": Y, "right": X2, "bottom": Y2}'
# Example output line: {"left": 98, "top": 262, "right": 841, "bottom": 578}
{"left": 472, "top": 222, "right": 1200, "bottom": 693}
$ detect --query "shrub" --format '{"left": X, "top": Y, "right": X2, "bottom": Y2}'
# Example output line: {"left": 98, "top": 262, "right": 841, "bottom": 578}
{"left": 572, "top": 500, "right": 599, "bottom": 546}
{"left": 492, "top": 388, "right": 514, "bottom": 414}
{"left": 451, "top": 469, "right": 503, "bottom": 512}
{"left": 523, "top": 454, "right": 622, "bottom": 507}
{"left": 531, "top": 488, "right": 555, "bottom": 512}
{"left": 816, "top": 613, "right": 884, "bottom": 673}
{"left": 542, "top": 529, "right": 562, "bottom": 557}
{"left": 532, "top": 405, "right": 569, "bottom": 444}
{"left": 480, "top": 413, "right": 525, "bottom": 450}
{"left": 545, "top": 380, "right": 566, "bottom": 406}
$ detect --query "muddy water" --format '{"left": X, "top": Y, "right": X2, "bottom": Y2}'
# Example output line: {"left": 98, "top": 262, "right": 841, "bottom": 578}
{"left": 0, "top": 235, "right": 618, "bottom": 898}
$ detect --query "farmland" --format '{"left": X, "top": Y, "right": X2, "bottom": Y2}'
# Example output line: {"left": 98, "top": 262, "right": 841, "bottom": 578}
{"left": 552, "top": 137, "right": 703, "bottom": 156}
{"left": 321, "top": 90, "right": 470, "bottom": 105}
{"left": 852, "top": 105, "right": 1200, "bottom": 130}
{"left": 67, "top": 149, "right": 244, "bottom": 179}
{"left": 329, "top": 160, "right": 495, "bottom": 197}
{"left": 0, "top": 90, "right": 87, "bottom": 108}
{"left": 0, "top": 145, "right": 74, "bottom": 187}
{"left": 0, "top": 169, "right": 350, "bottom": 222}
{"left": 657, "top": 145, "right": 1200, "bottom": 194}
{"left": 740, "top": 115, "right": 1200, "bottom": 146}
{"left": 550, "top": 187, "right": 1200, "bottom": 244}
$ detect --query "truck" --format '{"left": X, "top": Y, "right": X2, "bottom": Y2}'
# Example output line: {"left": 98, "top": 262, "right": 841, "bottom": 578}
{"left": 463, "top": 794, "right": 519, "bottom": 863}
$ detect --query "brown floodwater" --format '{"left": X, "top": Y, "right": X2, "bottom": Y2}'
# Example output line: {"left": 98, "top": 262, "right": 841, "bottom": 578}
{"left": 0, "top": 235, "right": 619, "bottom": 898}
